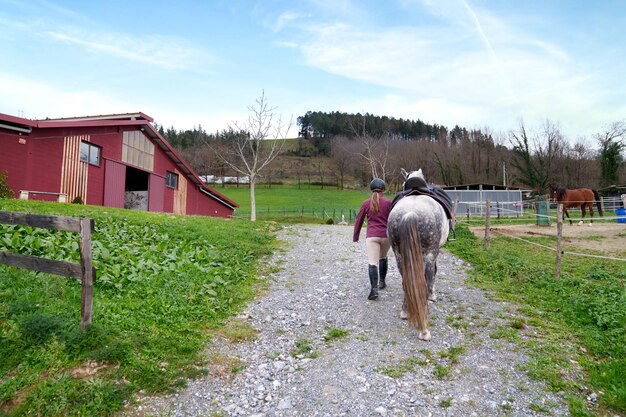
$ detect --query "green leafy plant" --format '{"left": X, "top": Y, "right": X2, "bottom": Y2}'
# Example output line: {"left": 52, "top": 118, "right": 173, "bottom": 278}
{"left": 0, "top": 170, "right": 13, "bottom": 198}
{"left": 0, "top": 198, "right": 278, "bottom": 416}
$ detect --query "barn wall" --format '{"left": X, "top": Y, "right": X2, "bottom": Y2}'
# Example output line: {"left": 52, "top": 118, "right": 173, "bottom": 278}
{"left": 186, "top": 188, "right": 233, "bottom": 218}
{"left": 0, "top": 131, "right": 30, "bottom": 197}
{"left": 24, "top": 135, "right": 64, "bottom": 196}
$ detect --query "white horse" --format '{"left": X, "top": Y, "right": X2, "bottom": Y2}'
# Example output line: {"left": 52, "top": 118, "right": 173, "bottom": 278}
{"left": 387, "top": 169, "right": 449, "bottom": 341}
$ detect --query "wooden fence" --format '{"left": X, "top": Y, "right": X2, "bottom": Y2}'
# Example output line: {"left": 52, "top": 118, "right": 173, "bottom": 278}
{"left": 0, "top": 211, "right": 95, "bottom": 331}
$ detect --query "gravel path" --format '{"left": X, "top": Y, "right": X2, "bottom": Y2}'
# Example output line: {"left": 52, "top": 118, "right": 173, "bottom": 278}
{"left": 125, "top": 224, "right": 569, "bottom": 417}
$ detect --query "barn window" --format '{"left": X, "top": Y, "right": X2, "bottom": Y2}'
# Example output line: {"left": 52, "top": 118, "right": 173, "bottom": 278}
{"left": 80, "top": 142, "right": 101, "bottom": 166}
{"left": 122, "top": 130, "right": 155, "bottom": 172}
{"left": 166, "top": 171, "right": 178, "bottom": 189}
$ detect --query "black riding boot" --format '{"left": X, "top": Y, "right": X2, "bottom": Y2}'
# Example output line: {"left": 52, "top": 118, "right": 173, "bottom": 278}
{"left": 379, "top": 258, "right": 388, "bottom": 290}
{"left": 368, "top": 265, "right": 379, "bottom": 300}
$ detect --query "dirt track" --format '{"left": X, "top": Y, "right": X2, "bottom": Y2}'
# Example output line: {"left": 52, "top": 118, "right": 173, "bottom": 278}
{"left": 470, "top": 221, "right": 626, "bottom": 257}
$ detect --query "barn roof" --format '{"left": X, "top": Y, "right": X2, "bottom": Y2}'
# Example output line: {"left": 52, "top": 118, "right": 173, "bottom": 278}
{"left": 0, "top": 112, "right": 238, "bottom": 209}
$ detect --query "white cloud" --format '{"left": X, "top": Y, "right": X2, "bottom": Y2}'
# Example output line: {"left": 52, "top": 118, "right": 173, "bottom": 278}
{"left": 44, "top": 30, "right": 215, "bottom": 72}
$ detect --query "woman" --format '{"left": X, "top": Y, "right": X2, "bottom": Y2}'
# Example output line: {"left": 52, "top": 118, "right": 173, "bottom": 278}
{"left": 353, "top": 178, "right": 392, "bottom": 300}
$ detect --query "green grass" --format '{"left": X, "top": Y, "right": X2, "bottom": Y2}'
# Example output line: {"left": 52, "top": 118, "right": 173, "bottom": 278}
{"left": 446, "top": 224, "right": 625, "bottom": 416}
{"left": 0, "top": 199, "right": 278, "bottom": 416}
{"left": 217, "top": 184, "right": 371, "bottom": 221}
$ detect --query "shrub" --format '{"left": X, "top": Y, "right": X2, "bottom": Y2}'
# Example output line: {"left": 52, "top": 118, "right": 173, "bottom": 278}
{"left": 325, "top": 218, "right": 334, "bottom": 225}
{"left": 0, "top": 170, "right": 14, "bottom": 198}
{"left": 71, "top": 196, "right": 84, "bottom": 204}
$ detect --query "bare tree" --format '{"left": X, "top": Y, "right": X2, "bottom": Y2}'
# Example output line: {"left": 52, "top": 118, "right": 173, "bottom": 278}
{"left": 509, "top": 119, "right": 566, "bottom": 193}
{"left": 328, "top": 136, "right": 354, "bottom": 189}
{"left": 215, "top": 91, "right": 292, "bottom": 221}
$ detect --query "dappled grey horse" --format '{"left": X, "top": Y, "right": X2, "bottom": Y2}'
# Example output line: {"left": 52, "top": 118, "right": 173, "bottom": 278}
{"left": 387, "top": 169, "right": 449, "bottom": 341}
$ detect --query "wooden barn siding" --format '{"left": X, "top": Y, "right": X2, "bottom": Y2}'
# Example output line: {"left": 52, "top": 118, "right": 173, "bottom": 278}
{"left": 60, "top": 135, "right": 89, "bottom": 203}
{"left": 173, "top": 172, "right": 187, "bottom": 215}
{"left": 0, "top": 131, "right": 30, "bottom": 197}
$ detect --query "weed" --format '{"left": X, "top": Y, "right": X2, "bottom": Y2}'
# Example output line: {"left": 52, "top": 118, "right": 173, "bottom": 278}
{"left": 378, "top": 357, "right": 427, "bottom": 378}
{"left": 293, "top": 338, "right": 314, "bottom": 357}
{"left": 220, "top": 319, "right": 258, "bottom": 343}
{"left": 439, "top": 397, "right": 452, "bottom": 408}
{"left": 434, "top": 364, "right": 450, "bottom": 379}
{"left": 324, "top": 327, "right": 349, "bottom": 342}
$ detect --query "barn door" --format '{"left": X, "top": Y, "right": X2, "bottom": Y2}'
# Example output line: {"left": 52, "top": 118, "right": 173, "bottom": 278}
{"left": 104, "top": 160, "right": 125, "bottom": 208}
{"left": 148, "top": 174, "right": 165, "bottom": 212}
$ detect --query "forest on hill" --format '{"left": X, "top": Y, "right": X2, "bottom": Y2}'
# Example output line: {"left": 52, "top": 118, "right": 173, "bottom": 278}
{"left": 156, "top": 111, "right": 625, "bottom": 193}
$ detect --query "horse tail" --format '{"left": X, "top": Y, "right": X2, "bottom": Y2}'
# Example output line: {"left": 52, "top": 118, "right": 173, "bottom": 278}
{"left": 592, "top": 189, "right": 604, "bottom": 216}
{"left": 398, "top": 212, "right": 429, "bottom": 332}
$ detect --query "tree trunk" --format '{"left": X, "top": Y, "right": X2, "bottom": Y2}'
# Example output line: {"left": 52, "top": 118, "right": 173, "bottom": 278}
{"left": 250, "top": 179, "right": 257, "bottom": 221}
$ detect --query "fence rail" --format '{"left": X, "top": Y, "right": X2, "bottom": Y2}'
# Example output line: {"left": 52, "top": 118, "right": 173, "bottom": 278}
{"left": 0, "top": 211, "right": 95, "bottom": 331}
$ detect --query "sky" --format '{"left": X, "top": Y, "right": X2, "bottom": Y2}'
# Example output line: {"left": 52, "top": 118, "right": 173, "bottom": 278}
{"left": 1, "top": 0, "right": 625, "bottom": 143}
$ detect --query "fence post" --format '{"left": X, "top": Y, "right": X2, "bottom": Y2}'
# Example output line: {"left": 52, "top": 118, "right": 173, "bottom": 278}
{"left": 79, "top": 218, "right": 94, "bottom": 331}
{"left": 451, "top": 196, "right": 458, "bottom": 233}
{"left": 467, "top": 204, "right": 470, "bottom": 221}
{"left": 301, "top": 206, "right": 304, "bottom": 217}
{"left": 556, "top": 203, "right": 563, "bottom": 279}
{"left": 497, "top": 202, "right": 501, "bottom": 219}
{"left": 484, "top": 199, "right": 491, "bottom": 250}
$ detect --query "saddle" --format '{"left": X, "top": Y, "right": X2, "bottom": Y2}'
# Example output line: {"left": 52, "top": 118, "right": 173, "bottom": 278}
{"left": 391, "top": 176, "right": 454, "bottom": 220}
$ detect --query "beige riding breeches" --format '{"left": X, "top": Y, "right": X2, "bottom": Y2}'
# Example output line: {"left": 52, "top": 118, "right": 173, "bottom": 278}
{"left": 365, "top": 237, "right": 390, "bottom": 265}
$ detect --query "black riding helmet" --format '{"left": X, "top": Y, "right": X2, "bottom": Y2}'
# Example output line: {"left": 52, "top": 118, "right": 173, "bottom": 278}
{"left": 370, "top": 178, "right": 385, "bottom": 191}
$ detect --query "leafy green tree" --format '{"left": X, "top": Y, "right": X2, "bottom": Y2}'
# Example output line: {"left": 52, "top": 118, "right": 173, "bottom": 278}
{"left": 596, "top": 122, "right": 625, "bottom": 187}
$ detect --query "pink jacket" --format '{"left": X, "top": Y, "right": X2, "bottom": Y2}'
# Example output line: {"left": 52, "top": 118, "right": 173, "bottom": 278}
{"left": 353, "top": 194, "right": 392, "bottom": 242}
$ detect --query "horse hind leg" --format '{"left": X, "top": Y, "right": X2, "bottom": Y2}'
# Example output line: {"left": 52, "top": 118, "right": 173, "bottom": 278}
{"left": 426, "top": 261, "right": 437, "bottom": 302}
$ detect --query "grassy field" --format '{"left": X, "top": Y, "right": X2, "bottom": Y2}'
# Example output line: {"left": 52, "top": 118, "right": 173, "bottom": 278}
{"left": 218, "top": 184, "right": 372, "bottom": 222}
{"left": 0, "top": 199, "right": 278, "bottom": 416}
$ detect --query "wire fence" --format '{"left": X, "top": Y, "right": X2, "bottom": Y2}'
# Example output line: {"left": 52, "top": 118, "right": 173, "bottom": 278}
{"left": 233, "top": 195, "right": 626, "bottom": 228}
{"left": 233, "top": 207, "right": 359, "bottom": 224}
{"left": 475, "top": 199, "right": 626, "bottom": 275}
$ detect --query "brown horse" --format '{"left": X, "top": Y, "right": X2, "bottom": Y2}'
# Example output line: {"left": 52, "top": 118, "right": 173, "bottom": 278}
{"left": 551, "top": 186, "right": 604, "bottom": 225}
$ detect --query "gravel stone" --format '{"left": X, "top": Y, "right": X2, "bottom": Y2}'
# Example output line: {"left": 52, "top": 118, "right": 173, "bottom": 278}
{"left": 123, "top": 224, "right": 570, "bottom": 416}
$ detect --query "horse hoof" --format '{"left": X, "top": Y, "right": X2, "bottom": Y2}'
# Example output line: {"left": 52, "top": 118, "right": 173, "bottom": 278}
{"left": 428, "top": 295, "right": 437, "bottom": 302}
{"left": 578, "top": 221, "right": 583, "bottom": 225}
{"left": 400, "top": 310, "right": 408, "bottom": 320}
{"left": 418, "top": 330, "right": 431, "bottom": 341}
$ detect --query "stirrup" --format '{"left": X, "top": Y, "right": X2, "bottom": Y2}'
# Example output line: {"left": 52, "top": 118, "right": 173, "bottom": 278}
{"left": 447, "top": 226, "right": 457, "bottom": 242}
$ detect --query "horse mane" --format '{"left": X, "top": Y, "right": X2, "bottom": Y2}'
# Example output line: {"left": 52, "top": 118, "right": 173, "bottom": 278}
{"left": 555, "top": 186, "right": 566, "bottom": 199}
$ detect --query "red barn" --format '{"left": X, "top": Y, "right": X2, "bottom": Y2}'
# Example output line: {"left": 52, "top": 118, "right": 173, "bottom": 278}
{"left": 0, "top": 112, "right": 238, "bottom": 217}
